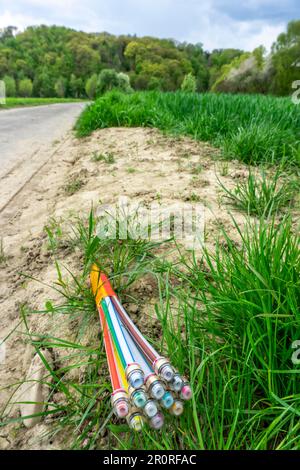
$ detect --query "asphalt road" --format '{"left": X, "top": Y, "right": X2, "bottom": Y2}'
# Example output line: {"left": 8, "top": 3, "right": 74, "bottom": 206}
{"left": 0, "top": 102, "right": 86, "bottom": 176}
{"left": 0, "top": 102, "right": 86, "bottom": 214}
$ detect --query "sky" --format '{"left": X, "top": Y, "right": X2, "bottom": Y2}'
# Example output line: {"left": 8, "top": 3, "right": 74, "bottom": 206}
{"left": 0, "top": 0, "right": 298, "bottom": 51}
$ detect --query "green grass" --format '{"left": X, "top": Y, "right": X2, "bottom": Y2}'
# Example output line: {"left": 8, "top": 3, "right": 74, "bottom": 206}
{"left": 64, "top": 176, "right": 85, "bottom": 195}
{"left": 126, "top": 167, "right": 136, "bottom": 174}
{"left": 0, "top": 97, "right": 85, "bottom": 109}
{"left": 0, "top": 238, "right": 7, "bottom": 264}
{"left": 91, "top": 152, "right": 116, "bottom": 164}
{"left": 219, "top": 168, "right": 299, "bottom": 216}
{"left": 2, "top": 209, "right": 300, "bottom": 450}
{"left": 76, "top": 91, "right": 300, "bottom": 166}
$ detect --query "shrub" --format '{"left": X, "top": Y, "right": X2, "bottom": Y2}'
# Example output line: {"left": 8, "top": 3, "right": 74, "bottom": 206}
{"left": 116, "top": 72, "right": 133, "bottom": 93}
{"left": 18, "top": 78, "right": 33, "bottom": 97}
{"left": 96, "top": 69, "right": 132, "bottom": 96}
{"left": 219, "top": 169, "right": 298, "bottom": 216}
{"left": 3, "top": 75, "right": 16, "bottom": 97}
{"left": 54, "top": 77, "right": 66, "bottom": 98}
{"left": 97, "top": 69, "right": 120, "bottom": 95}
{"left": 181, "top": 73, "right": 197, "bottom": 93}
{"left": 85, "top": 74, "right": 98, "bottom": 99}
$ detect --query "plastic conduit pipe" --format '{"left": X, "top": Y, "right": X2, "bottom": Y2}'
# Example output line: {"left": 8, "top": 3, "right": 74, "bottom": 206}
{"left": 103, "top": 296, "right": 145, "bottom": 389}
{"left": 97, "top": 303, "right": 129, "bottom": 418}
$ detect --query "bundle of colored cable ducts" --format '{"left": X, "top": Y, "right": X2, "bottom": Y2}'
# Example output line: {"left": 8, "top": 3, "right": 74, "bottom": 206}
{"left": 90, "top": 264, "right": 192, "bottom": 431}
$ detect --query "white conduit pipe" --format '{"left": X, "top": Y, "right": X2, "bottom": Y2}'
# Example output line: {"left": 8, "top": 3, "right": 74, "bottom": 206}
{"left": 104, "top": 297, "right": 134, "bottom": 366}
{"left": 121, "top": 323, "right": 153, "bottom": 377}
{"left": 113, "top": 297, "right": 159, "bottom": 362}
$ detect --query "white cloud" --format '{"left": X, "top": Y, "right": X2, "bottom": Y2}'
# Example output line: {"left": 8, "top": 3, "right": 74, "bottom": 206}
{"left": 245, "top": 22, "right": 285, "bottom": 51}
{"left": 0, "top": 11, "right": 49, "bottom": 31}
{"left": 0, "top": 0, "right": 293, "bottom": 50}
{"left": 185, "top": 18, "right": 284, "bottom": 51}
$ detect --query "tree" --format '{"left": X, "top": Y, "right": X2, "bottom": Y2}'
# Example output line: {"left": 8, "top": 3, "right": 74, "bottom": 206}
{"left": 208, "top": 49, "right": 244, "bottom": 89}
{"left": 68, "top": 40, "right": 100, "bottom": 76}
{"left": 0, "top": 22, "right": 298, "bottom": 97}
{"left": 96, "top": 69, "right": 133, "bottom": 95}
{"left": 69, "top": 74, "right": 84, "bottom": 98}
{"left": 181, "top": 73, "right": 197, "bottom": 93}
{"left": 0, "top": 26, "right": 17, "bottom": 41}
{"left": 3, "top": 75, "right": 16, "bottom": 96}
{"left": 97, "top": 68, "right": 120, "bottom": 95}
{"left": 33, "top": 71, "right": 55, "bottom": 97}
{"left": 0, "top": 25, "right": 206, "bottom": 94}
{"left": 271, "top": 20, "right": 300, "bottom": 95}
{"left": 18, "top": 78, "right": 33, "bottom": 97}
{"left": 178, "top": 42, "right": 209, "bottom": 91}
{"left": 54, "top": 77, "right": 66, "bottom": 97}
{"left": 85, "top": 73, "right": 98, "bottom": 99}
{"left": 116, "top": 72, "right": 132, "bottom": 93}
{"left": 124, "top": 38, "right": 193, "bottom": 91}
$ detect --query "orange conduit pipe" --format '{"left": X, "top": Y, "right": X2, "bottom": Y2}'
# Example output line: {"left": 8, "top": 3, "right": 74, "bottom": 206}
{"left": 97, "top": 302, "right": 129, "bottom": 418}
{"left": 98, "top": 302, "right": 120, "bottom": 391}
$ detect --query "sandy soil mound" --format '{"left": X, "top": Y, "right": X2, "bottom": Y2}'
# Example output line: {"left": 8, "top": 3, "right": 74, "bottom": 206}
{"left": 0, "top": 127, "right": 249, "bottom": 449}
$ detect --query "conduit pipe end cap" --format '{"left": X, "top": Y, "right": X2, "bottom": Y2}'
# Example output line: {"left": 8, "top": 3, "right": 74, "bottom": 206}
{"left": 127, "top": 408, "right": 144, "bottom": 431}
{"left": 154, "top": 357, "right": 174, "bottom": 382}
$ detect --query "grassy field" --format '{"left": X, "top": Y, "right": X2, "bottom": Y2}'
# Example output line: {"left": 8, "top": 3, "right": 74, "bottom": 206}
{"left": 0, "top": 97, "right": 85, "bottom": 109}
{"left": 1, "top": 91, "right": 300, "bottom": 450}
{"left": 76, "top": 91, "right": 300, "bottom": 166}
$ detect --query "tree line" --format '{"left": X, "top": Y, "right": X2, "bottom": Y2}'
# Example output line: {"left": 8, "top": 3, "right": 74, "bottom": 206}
{"left": 0, "top": 21, "right": 299, "bottom": 99}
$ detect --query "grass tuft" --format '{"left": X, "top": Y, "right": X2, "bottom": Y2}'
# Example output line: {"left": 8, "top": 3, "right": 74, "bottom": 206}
{"left": 64, "top": 176, "right": 85, "bottom": 195}
{"left": 91, "top": 152, "right": 115, "bottom": 164}
{"left": 0, "top": 238, "right": 7, "bottom": 264}
{"left": 219, "top": 168, "right": 299, "bottom": 216}
{"left": 76, "top": 91, "right": 300, "bottom": 166}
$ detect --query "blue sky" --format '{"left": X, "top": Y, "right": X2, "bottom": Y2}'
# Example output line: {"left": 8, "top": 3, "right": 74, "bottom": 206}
{"left": 0, "top": 0, "right": 298, "bottom": 51}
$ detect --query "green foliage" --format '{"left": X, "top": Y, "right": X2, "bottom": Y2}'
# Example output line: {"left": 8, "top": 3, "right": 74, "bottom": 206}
{"left": 0, "top": 26, "right": 17, "bottom": 41}
{"left": 172, "top": 216, "right": 300, "bottom": 450}
{"left": 64, "top": 176, "right": 85, "bottom": 195}
{"left": 208, "top": 48, "right": 244, "bottom": 88}
{"left": 91, "top": 152, "right": 115, "bottom": 163}
{"left": 0, "top": 25, "right": 209, "bottom": 97}
{"left": 219, "top": 168, "right": 299, "bottom": 216}
{"left": 210, "top": 20, "right": 300, "bottom": 96}
{"left": 54, "top": 77, "right": 66, "bottom": 98}
{"left": 181, "top": 73, "right": 197, "bottom": 93}
{"left": 253, "top": 46, "right": 266, "bottom": 70}
{"left": 125, "top": 38, "right": 194, "bottom": 91}
{"left": 3, "top": 75, "right": 16, "bottom": 96}
{"left": 0, "top": 97, "right": 83, "bottom": 109}
{"left": 0, "top": 22, "right": 298, "bottom": 97}
{"left": 211, "top": 52, "right": 251, "bottom": 92}
{"left": 211, "top": 48, "right": 273, "bottom": 95}
{"left": 0, "top": 238, "right": 7, "bottom": 264}
{"left": 97, "top": 68, "right": 119, "bottom": 95}
{"left": 76, "top": 91, "right": 300, "bottom": 166}
{"left": 96, "top": 69, "right": 132, "bottom": 96}
{"left": 85, "top": 74, "right": 98, "bottom": 99}
{"left": 33, "top": 71, "right": 55, "bottom": 97}
{"left": 116, "top": 72, "right": 133, "bottom": 93}
{"left": 69, "top": 73, "right": 84, "bottom": 98}
{"left": 271, "top": 20, "right": 300, "bottom": 95}
{"left": 18, "top": 78, "right": 33, "bottom": 97}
